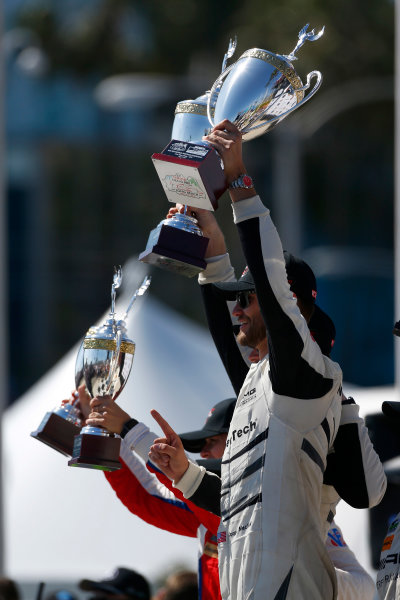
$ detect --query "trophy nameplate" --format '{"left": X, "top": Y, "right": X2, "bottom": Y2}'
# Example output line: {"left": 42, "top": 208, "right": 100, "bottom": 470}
{"left": 151, "top": 140, "right": 226, "bottom": 211}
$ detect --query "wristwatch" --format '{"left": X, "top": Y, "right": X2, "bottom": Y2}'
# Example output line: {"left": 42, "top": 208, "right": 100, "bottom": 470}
{"left": 229, "top": 174, "right": 254, "bottom": 189}
{"left": 120, "top": 417, "right": 138, "bottom": 438}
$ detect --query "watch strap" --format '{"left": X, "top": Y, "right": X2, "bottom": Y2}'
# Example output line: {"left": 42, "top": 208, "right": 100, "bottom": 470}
{"left": 120, "top": 417, "right": 139, "bottom": 438}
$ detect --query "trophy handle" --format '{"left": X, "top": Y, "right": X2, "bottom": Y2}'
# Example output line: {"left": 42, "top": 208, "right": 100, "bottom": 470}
{"left": 207, "top": 63, "right": 236, "bottom": 128}
{"left": 242, "top": 70, "right": 323, "bottom": 134}
{"left": 105, "top": 327, "right": 123, "bottom": 395}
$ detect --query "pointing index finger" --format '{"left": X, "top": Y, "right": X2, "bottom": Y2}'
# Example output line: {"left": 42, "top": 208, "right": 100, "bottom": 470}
{"left": 151, "top": 409, "right": 177, "bottom": 437}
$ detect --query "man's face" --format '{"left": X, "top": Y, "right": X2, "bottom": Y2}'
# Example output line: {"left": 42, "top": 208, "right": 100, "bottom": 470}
{"left": 200, "top": 433, "right": 228, "bottom": 459}
{"left": 232, "top": 292, "right": 266, "bottom": 350}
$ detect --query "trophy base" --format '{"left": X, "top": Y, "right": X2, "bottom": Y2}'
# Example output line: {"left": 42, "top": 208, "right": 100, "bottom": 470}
{"left": 139, "top": 223, "right": 209, "bottom": 278}
{"left": 68, "top": 433, "right": 121, "bottom": 472}
{"left": 31, "top": 412, "right": 81, "bottom": 457}
{"left": 152, "top": 140, "right": 227, "bottom": 210}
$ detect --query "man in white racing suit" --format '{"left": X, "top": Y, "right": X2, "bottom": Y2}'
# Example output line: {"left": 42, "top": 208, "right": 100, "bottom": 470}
{"left": 147, "top": 120, "right": 384, "bottom": 600}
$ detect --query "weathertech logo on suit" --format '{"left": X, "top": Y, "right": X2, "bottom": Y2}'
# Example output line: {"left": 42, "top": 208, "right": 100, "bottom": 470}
{"left": 226, "top": 420, "right": 257, "bottom": 447}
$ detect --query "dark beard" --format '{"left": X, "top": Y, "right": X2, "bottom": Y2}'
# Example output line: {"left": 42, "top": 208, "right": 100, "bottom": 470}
{"left": 236, "top": 320, "right": 266, "bottom": 349}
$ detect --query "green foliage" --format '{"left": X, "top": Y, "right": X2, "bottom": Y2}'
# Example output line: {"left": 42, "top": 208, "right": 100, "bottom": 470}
{"left": 15, "top": 0, "right": 394, "bottom": 83}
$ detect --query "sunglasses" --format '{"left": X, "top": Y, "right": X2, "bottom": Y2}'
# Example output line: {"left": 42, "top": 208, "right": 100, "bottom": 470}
{"left": 235, "top": 291, "right": 254, "bottom": 309}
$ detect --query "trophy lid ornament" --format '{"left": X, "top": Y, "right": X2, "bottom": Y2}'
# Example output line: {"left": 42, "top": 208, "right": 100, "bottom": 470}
{"left": 284, "top": 24, "right": 325, "bottom": 62}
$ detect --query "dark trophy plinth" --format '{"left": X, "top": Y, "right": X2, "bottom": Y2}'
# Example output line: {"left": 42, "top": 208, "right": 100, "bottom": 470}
{"left": 152, "top": 140, "right": 227, "bottom": 211}
{"left": 68, "top": 432, "right": 121, "bottom": 471}
{"left": 139, "top": 220, "right": 209, "bottom": 277}
{"left": 31, "top": 412, "right": 81, "bottom": 457}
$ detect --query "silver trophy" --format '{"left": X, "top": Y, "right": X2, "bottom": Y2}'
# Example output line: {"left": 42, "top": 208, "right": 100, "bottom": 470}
{"left": 207, "top": 24, "right": 324, "bottom": 140}
{"left": 139, "top": 40, "right": 238, "bottom": 277}
{"left": 151, "top": 24, "right": 324, "bottom": 212}
{"left": 31, "top": 340, "right": 87, "bottom": 457}
{"left": 68, "top": 269, "right": 151, "bottom": 471}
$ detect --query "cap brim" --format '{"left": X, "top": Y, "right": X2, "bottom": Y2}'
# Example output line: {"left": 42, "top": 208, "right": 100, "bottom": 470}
{"left": 180, "top": 428, "right": 225, "bottom": 453}
{"left": 79, "top": 581, "right": 119, "bottom": 595}
{"left": 382, "top": 401, "right": 400, "bottom": 421}
{"left": 213, "top": 279, "right": 255, "bottom": 300}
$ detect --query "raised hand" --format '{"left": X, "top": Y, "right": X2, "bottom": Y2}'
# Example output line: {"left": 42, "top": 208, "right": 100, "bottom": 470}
{"left": 166, "top": 204, "right": 226, "bottom": 258}
{"left": 204, "top": 120, "right": 246, "bottom": 184}
{"left": 86, "top": 396, "right": 131, "bottom": 434}
{"left": 149, "top": 409, "right": 189, "bottom": 482}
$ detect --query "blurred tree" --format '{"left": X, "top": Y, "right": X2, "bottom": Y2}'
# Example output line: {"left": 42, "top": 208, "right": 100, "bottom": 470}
{"left": 16, "top": 0, "right": 394, "bottom": 84}
{"left": 7, "top": 0, "right": 395, "bottom": 397}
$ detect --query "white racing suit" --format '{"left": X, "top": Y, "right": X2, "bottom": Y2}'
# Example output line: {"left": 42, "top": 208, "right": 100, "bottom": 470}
{"left": 193, "top": 194, "right": 385, "bottom": 599}
{"left": 176, "top": 195, "right": 343, "bottom": 599}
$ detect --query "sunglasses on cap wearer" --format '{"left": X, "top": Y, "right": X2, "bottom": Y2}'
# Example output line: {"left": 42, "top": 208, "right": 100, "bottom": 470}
{"left": 236, "top": 290, "right": 255, "bottom": 309}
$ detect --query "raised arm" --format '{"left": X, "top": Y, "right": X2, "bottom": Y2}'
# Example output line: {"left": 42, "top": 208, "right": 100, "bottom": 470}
{"left": 204, "top": 120, "right": 339, "bottom": 401}
{"left": 149, "top": 409, "right": 222, "bottom": 516}
{"left": 105, "top": 447, "right": 200, "bottom": 538}
{"left": 167, "top": 204, "right": 249, "bottom": 395}
{"left": 324, "top": 396, "right": 387, "bottom": 508}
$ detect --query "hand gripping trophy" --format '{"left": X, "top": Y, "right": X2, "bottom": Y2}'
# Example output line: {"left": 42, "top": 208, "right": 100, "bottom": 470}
{"left": 141, "top": 25, "right": 324, "bottom": 276}
{"left": 68, "top": 268, "right": 151, "bottom": 472}
{"left": 31, "top": 341, "right": 86, "bottom": 457}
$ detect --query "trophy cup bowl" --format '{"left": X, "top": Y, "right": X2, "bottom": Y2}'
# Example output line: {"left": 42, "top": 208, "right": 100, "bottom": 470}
{"left": 30, "top": 340, "right": 86, "bottom": 457}
{"left": 171, "top": 93, "right": 213, "bottom": 143}
{"left": 68, "top": 319, "right": 135, "bottom": 471}
{"left": 151, "top": 25, "right": 323, "bottom": 213}
{"left": 207, "top": 48, "right": 322, "bottom": 141}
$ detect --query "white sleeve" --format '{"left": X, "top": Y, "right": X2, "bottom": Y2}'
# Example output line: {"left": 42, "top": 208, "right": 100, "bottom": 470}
{"left": 119, "top": 439, "right": 178, "bottom": 500}
{"left": 173, "top": 460, "right": 206, "bottom": 497}
{"left": 198, "top": 253, "right": 235, "bottom": 284}
{"left": 341, "top": 401, "right": 387, "bottom": 507}
{"left": 122, "top": 422, "right": 158, "bottom": 463}
{"left": 326, "top": 522, "right": 375, "bottom": 600}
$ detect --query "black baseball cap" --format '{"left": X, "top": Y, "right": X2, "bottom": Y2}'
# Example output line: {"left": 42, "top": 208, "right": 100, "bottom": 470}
{"left": 213, "top": 251, "right": 317, "bottom": 303}
{"left": 79, "top": 568, "right": 150, "bottom": 600}
{"left": 179, "top": 398, "right": 236, "bottom": 453}
{"left": 382, "top": 401, "right": 400, "bottom": 422}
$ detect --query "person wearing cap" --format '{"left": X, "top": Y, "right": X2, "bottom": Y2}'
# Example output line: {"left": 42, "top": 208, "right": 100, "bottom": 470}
{"left": 79, "top": 567, "right": 150, "bottom": 600}
{"left": 84, "top": 396, "right": 236, "bottom": 600}
{"left": 146, "top": 119, "right": 381, "bottom": 600}
{"left": 375, "top": 400, "right": 400, "bottom": 599}
{"left": 85, "top": 391, "right": 376, "bottom": 600}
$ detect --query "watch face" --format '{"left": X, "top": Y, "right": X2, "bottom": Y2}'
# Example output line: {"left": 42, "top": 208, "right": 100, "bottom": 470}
{"left": 242, "top": 175, "right": 252, "bottom": 188}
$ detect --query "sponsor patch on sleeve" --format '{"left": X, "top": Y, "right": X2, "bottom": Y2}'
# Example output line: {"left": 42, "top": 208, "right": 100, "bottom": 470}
{"left": 327, "top": 527, "right": 347, "bottom": 548}
{"left": 382, "top": 535, "right": 395, "bottom": 552}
